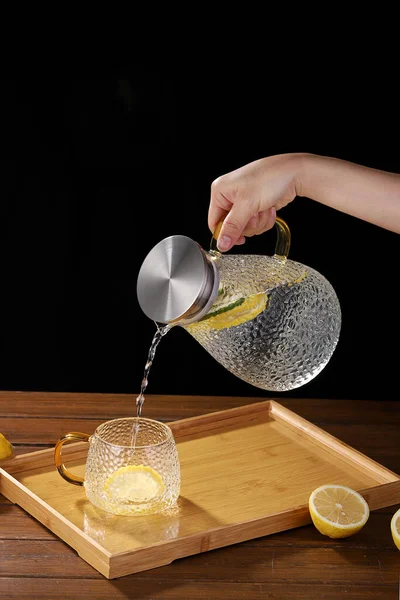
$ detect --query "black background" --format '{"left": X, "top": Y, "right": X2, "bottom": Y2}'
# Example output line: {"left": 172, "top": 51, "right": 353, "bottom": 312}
{"left": 3, "top": 67, "right": 399, "bottom": 401}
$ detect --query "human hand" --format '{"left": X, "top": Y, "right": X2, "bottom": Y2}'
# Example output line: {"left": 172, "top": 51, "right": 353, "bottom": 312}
{"left": 208, "top": 153, "right": 302, "bottom": 251}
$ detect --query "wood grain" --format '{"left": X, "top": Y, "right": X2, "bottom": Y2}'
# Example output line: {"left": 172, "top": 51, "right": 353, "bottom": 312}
{"left": 1, "top": 391, "right": 399, "bottom": 423}
{"left": 1, "top": 503, "right": 399, "bottom": 545}
{"left": 1, "top": 400, "right": 399, "bottom": 580}
{"left": 1, "top": 538, "right": 399, "bottom": 583}
{"left": 1, "top": 392, "right": 399, "bottom": 598}
{"left": 0, "top": 579, "right": 397, "bottom": 600}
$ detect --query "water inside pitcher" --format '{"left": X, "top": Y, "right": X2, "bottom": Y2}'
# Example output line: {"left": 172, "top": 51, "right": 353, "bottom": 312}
{"left": 137, "top": 217, "right": 341, "bottom": 392}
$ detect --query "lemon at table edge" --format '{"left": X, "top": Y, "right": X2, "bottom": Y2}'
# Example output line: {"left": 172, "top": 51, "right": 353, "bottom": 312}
{"left": 0, "top": 433, "right": 15, "bottom": 461}
{"left": 309, "top": 484, "right": 370, "bottom": 539}
{"left": 390, "top": 507, "right": 400, "bottom": 550}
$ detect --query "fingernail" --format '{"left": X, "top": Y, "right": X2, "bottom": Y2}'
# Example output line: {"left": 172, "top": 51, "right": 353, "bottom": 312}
{"left": 217, "top": 235, "right": 232, "bottom": 252}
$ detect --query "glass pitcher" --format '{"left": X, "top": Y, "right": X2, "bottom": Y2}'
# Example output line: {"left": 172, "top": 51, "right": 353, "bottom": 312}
{"left": 136, "top": 217, "right": 341, "bottom": 392}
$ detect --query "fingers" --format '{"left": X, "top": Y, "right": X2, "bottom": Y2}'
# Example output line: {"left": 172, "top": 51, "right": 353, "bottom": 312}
{"left": 208, "top": 182, "right": 233, "bottom": 235}
{"left": 208, "top": 204, "right": 229, "bottom": 238}
{"left": 217, "top": 208, "right": 277, "bottom": 252}
{"left": 216, "top": 201, "right": 259, "bottom": 252}
{"left": 261, "top": 207, "right": 277, "bottom": 233}
{"left": 209, "top": 169, "right": 277, "bottom": 252}
{"left": 246, "top": 212, "right": 259, "bottom": 232}
{"left": 254, "top": 207, "right": 277, "bottom": 236}
{"left": 242, "top": 208, "right": 275, "bottom": 237}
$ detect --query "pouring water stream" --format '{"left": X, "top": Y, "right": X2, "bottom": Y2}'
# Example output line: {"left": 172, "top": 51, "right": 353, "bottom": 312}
{"left": 130, "top": 323, "right": 171, "bottom": 449}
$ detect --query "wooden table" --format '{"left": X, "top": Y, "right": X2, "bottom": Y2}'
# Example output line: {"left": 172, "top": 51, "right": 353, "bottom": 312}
{"left": 0, "top": 391, "right": 399, "bottom": 599}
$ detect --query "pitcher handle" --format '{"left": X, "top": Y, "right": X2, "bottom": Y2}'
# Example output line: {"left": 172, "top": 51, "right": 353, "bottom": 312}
{"left": 211, "top": 215, "right": 291, "bottom": 260}
{"left": 54, "top": 432, "right": 91, "bottom": 486}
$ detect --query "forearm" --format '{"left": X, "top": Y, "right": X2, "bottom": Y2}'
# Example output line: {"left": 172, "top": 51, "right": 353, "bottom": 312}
{"left": 296, "top": 154, "right": 400, "bottom": 234}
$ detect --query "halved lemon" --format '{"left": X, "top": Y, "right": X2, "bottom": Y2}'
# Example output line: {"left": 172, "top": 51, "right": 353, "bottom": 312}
{"left": 0, "top": 432, "right": 14, "bottom": 460}
{"left": 309, "top": 484, "right": 370, "bottom": 539}
{"left": 187, "top": 292, "right": 268, "bottom": 332}
{"left": 104, "top": 465, "right": 165, "bottom": 503}
{"left": 390, "top": 507, "right": 400, "bottom": 550}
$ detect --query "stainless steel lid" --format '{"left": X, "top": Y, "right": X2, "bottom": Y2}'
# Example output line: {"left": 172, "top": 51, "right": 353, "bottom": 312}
{"left": 137, "top": 235, "right": 219, "bottom": 325}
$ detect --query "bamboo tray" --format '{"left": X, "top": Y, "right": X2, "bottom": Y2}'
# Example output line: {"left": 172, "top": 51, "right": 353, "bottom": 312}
{"left": 1, "top": 400, "right": 400, "bottom": 579}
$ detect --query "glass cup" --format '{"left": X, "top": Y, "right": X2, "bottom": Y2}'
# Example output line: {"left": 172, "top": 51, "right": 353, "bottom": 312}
{"left": 54, "top": 417, "right": 180, "bottom": 516}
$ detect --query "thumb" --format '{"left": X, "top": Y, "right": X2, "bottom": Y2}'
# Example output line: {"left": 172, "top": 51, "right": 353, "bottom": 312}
{"left": 217, "top": 203, "right": 256, "bottom": 252}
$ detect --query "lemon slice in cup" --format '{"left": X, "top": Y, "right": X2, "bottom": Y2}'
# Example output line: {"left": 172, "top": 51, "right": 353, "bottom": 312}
{"left": 104, "top": 465, "right": 165, "bottom": 503}
{"left": 309, "top": 484, "right": 370, "bottom": 539}
{"left": 390, "top": 507, "right": 400, "bottom": 550}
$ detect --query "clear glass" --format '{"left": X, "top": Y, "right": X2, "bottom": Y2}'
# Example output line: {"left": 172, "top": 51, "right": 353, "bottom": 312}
{"left": 183, "top": 218, "right": 341, "bottom": 392}
{"left": 55, "top": 417, "right": 180, "bottom": 516}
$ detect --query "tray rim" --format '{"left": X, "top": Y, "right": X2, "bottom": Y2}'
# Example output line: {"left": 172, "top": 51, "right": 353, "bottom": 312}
{"left": 1, "top": 399, "right": 400, "bottom": 579}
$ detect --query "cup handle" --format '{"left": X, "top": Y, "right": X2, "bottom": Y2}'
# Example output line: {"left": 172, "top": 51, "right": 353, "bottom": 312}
{"left": 54, "top": 432, "right": 91, "bottom": 486}
{"left": 211, "top": 215, "right": 291, "bottom": 260}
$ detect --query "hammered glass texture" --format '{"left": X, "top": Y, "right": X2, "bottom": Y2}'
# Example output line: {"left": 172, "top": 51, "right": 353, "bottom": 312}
{"left": 84, "top": 418, "right": 180, "bottom": 516}
{"left": 185, "top": 254, "right": 341, "bottom": 392}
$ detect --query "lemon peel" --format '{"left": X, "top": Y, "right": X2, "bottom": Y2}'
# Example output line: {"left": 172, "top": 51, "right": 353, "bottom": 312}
{"left": 309, "top": 484, "right": 370, "bottom": 539}
{"left": 390, "top": 507, "right": 400, "bottom": 550}
{"left": 0, "top": 433, "right": 15, "bottom": 461}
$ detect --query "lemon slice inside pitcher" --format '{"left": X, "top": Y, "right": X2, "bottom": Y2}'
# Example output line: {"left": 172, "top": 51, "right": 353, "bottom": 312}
{"left": 104, "top": 465, "right": 165, "bottom": 503}
{"left": 187, "top": 292, "right": 268, "bottom": 332}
